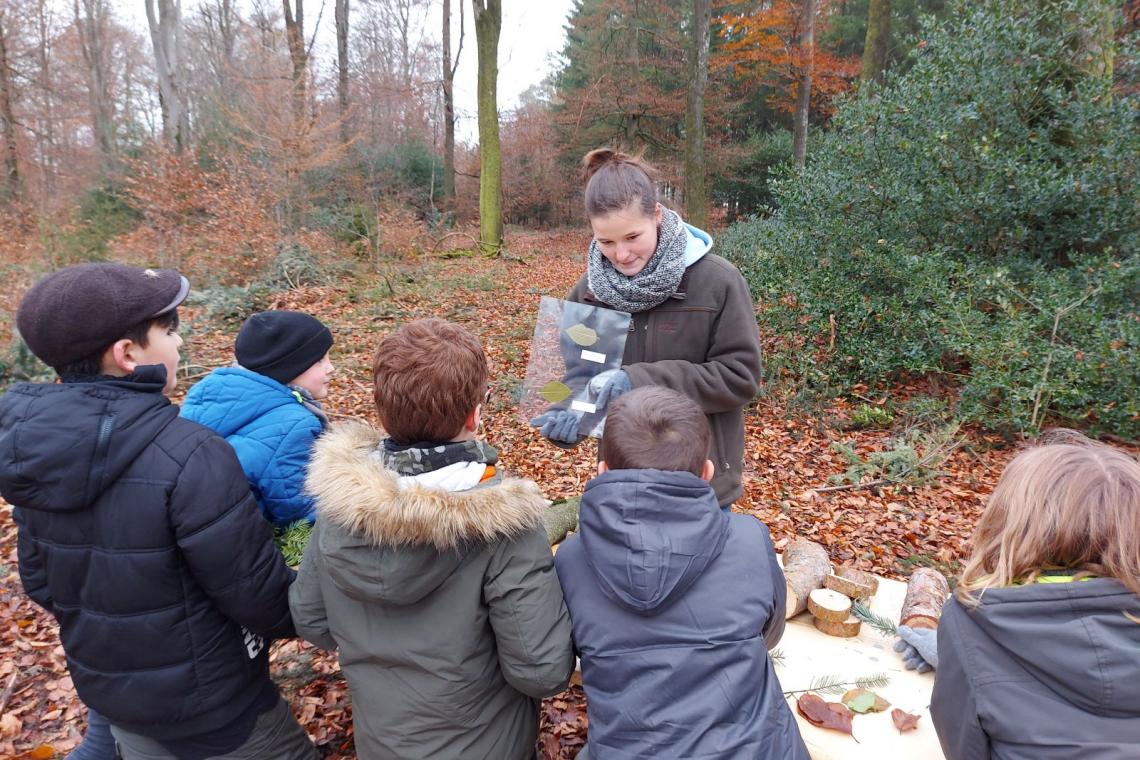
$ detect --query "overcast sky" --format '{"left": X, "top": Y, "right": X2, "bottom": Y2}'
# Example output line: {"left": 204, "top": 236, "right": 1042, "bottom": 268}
{"left": 123, "top": 1, "right": 576, "bottom": 144}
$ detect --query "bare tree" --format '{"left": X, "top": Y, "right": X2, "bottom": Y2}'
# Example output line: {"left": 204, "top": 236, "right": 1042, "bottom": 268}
{"left": 74, "top": 0, "right": 116, "bottom": 170}
{"left": 196, "top": 0, "right": 236, "bottom": 87}
{"left": 442, "top": 0, "right": 464, "bottom": 208}
{"left": 860, "top": 0, "right": 890, "bottom": 85}
{"left": 0, "top": 7, "right": 21, "bottom": 202}
{"left": 472, "top": 0, "right": 501, "bottom": 254}
{"left": 335, "top": 0, "right": 349, "bottom": 146}
{"left": 282, "top": 0, "right": 307, "bottom": 133}
{"left": 682, "top": 0, "right": 710, "bottom": 228}
{"left": 792, "top": 0, "right": 814, "bottom": 169}
{"left": 146, "top": 0, "right": 190, "bottom": 152}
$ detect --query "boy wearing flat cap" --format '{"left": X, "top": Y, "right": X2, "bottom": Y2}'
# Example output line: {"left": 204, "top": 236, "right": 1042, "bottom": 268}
{"left": 182, "top": 310, "right": 335, "bottom": 527}
{"left": 0, "top": 264, "right": 314, "bottom": 759}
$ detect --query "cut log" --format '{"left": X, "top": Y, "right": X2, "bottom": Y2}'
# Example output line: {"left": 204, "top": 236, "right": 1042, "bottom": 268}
{"left": 899, "top": 567, "right": 951, "bottom": 630}
{"left": 808, "top": 588, "right": 853, "bottom": 622}
{"left": 825, "top": 572, "right": 874, "bottom": 600}
{"left": 814, "top": 614, "right": 862, "bottom": 638}
{"left": 543, "top": 497, "right": 580, "bottom": 546}
{"left": 783, "top": 539, "right": 832, "bottom": 619}
{"left": 836, "top": 566, "right": 879, "bottom": 595}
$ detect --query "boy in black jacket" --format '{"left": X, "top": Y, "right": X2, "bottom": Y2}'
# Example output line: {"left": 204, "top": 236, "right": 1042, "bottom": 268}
{"left": 0, "top": 263, "right": 314, "bottom": 759}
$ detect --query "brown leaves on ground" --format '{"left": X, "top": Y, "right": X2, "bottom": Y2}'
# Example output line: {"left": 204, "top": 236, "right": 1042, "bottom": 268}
{"left": 0, "top": 229, "right": 1086, "bottom": 757}
{"left": 797, "top": 693, "right": 855, "bottom": 735}
{"left": 892, "top": 708, "right": 921, "bottom": 733}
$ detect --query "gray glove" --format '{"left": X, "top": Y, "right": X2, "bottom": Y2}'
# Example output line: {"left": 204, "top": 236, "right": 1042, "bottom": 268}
{"left": 588, "top": 369, "right": 632, "bottom": 410}
{"left": 893, "top": 625, "right": 938, "bottom": 673}
{"left": 529, "top": 409, "right": 583, "bottom": 445}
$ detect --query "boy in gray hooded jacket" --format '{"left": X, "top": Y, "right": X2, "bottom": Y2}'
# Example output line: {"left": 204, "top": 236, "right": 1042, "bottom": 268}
{"left": 555, "top": 386, "right": 808, "bottom": 760}
{"left": 289, "top": 318, "right": 574, "bottom": 760}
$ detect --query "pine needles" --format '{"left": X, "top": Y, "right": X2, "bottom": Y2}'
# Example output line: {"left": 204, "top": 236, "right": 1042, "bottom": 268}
{"left": 784, "top": 672, "right": 891, "bottom": 697}
{"left": 274, "top": 520, "right": 313, "bottom": 567}
{"left": 852, "top": 601, "right": 899, "bottom": 638}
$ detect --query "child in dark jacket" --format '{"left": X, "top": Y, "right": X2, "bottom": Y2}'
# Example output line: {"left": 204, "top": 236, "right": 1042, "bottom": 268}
{"left": 932, "top": 436, "right": 1140, "bottom": 759}
{"left": 0, "top": 263, "right": 313, "bottom": 760}
{"left": 554, "top": 385, "right": 808, "bottom": 760}
{"left": 289, "top": 318, "right": 574, "bottom": 760}
{"left": 181, "top": 310, "right": 334, "bottom": 526}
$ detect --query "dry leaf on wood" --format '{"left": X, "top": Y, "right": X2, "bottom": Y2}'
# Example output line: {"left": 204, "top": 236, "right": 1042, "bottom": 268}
{"left": 891, "top": 708, "right": 921, "bottom": 732}
{"left": 796, "top": 693, "right": 854, "bottom": 735}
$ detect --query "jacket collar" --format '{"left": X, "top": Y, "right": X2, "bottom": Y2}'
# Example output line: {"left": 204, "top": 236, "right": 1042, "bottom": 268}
{"left": 307, "top": 421, "right": 546, "bottom": 550}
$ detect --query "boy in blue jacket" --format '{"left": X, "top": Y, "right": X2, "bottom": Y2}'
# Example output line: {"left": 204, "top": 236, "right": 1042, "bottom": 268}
{"left": 182, "top": 310, "right": 334, "bottom": 526}
{"left": 0, "top": 263, "right": 313, "bottom": 759}
{"left": 554, "top": 386, "right": 808, "bottom": 760}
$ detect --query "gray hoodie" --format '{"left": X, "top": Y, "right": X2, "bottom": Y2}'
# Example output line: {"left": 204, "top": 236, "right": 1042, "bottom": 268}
{"left": 555, "top": 468, "right": 808, "bottom": 760}
{"left": 932, "top": 579, "right": 1140, "bottom": 759}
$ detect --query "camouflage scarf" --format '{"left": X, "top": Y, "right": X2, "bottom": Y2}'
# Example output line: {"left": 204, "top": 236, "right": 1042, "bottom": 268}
{"left": 376, "top": 438, "right": 499, "bottom": 477}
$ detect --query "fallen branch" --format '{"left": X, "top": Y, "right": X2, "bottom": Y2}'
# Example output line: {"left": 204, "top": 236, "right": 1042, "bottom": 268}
{"left": 0, "top": 669, "right": 18, "bottom": 715}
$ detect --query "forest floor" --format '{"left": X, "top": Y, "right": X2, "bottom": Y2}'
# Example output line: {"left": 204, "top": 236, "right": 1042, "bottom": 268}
{"left": 1, "top": 230, "right": 1035, "bottom": 758}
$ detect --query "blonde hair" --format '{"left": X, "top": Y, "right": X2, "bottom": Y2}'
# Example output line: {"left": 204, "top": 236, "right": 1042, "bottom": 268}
{"left": 957, "top": 438, "right": 1140, "bottom": 606}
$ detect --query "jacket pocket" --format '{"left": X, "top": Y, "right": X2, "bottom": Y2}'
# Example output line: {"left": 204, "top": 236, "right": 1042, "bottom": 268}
{"left": 646, "top": 307, "right": 715, "bottom": 364}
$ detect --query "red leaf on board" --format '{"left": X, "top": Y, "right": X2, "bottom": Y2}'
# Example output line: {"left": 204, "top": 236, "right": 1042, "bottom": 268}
{"left": 892, "top": 708, "right": 921, "bottom": 732}
{"left": 797, "top": 693, "right": 854, "bottom": 734}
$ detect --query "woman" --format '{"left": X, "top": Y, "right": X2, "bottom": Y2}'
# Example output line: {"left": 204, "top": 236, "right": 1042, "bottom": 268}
{"left": 532, "top": 149, "right": 762, "bottom": 508}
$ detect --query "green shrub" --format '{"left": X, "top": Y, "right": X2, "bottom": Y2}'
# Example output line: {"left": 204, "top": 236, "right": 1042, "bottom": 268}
{"left": 47, "top": 185, "right": 142, "bottom": 263}
{"left": 722, "top": 0, "right": 1139, "bottom": 437}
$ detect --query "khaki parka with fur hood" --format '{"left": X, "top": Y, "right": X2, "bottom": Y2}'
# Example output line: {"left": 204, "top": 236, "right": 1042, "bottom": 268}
{"left": 289, "top": 422, "right": 574, "bottom": 760}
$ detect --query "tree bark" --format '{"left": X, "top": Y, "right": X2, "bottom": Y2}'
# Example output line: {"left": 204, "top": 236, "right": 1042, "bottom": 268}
{"left": 682, "top": 0, "right": 710, "bottom": 229}
{"left": 0, "top": 9, "right": 21, "bottom": 202}
{"left": 74, "top": 0, "right": 116, "bottom": 173}
{"left": 783, "top": 538, "right": 831, "bottom": 619}
{"left": 442, "top": 0, "right": 464, "bottom": 209}
{"left": 335, "top": 0, "right": 350, "bottom": 146}
{"left": 282, "top": 0, "right": 307, "bottom": 136}
{"left": 145, "top": 0, "right": 190, "bottom": 153}
{"left": 899, "top": 567, "right": 950, "bottom": 630}
{"left": 859, "top": 0, "right": 890, "bottom": 85}
{"left": 792, "top": 0, "right": 815, "bottom": 170}
{"left": 472, "top": 0, "right": 502, "bottom": 255}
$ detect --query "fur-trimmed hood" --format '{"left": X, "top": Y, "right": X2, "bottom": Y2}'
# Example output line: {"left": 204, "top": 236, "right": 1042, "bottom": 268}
{"left": 306, "top": 421, "right": 548, "bottom": 606}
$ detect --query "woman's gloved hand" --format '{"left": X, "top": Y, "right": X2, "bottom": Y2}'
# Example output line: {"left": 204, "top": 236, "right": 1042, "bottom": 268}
{"left": 529, "top": 409, "right": 584, "bottom": 445}
{"left": 588, "top": 369, "right": 631, "bottom": 410}
{"left": 893, "top": 625, "right": 939, "bottom": 673}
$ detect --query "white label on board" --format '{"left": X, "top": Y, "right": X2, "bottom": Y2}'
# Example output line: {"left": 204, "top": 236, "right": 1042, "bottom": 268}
{"left": 580, "top": 350, "right": 606, "bottom": 364}
{"left": 571, "top": 400, "right": 597, "bottom": 414}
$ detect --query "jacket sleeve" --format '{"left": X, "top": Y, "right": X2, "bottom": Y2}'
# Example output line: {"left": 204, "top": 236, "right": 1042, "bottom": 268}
{"left": 931, "top": 601, "right": 992, "bottom": 760}
{"left": 484, "top": 523, "right": 575, "bottom": 698}
{"left": 170, "top": 434, "right": 297, "bottom": 640}
{"left": 762, "top": 532, "right": 787, "bottom": 650}
{"left": 288, "top": 519, "right": 336, "bottom": 650}
{"left": 14, "top": 511, "right": 53, "bottom": 614}
{"left": 260, "top": 415, "right": 320, "bottom": 525}
{"left": 624, "top": 263, "right": 762, "bottom": 415}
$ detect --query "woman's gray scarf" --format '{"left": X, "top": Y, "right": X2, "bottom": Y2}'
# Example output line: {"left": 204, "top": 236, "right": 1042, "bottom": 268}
{"left": 587, "top": 207, "right": 688, "bottom": 313}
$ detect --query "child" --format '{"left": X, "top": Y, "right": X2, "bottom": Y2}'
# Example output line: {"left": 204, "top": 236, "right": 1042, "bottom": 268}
{"left": 289, "top": 317, "right": 575, "bottom": 760}
{"left": 931, "top": 438, "right": 1140, "bottom": 759}
{"left": 554, "top": 386, "right": 808, "bottom": 759}
{"left": 182, "top": 310, "right": 334, "bottom": 526}
{"left": 0, "top": 263, "right": 313, "bottom": 759}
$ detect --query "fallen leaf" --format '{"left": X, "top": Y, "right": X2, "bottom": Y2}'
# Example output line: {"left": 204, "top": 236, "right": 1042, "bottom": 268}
{"left": 564, "top": 324, "right": 598, "bottom": 347}
{"left": 796, "top": 693, "right": 854, "bottom": 735}
{"left": 23, "top": 745, "right": 56, "bottom": 760}
{"left": 841, "top": 688, "right": 890, "bottom": 713}
{"left": 892, "top": 708, "right": 921, "bottom": 732}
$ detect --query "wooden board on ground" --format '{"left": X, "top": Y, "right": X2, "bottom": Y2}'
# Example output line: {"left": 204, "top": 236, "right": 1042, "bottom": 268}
{"left": 775, "top": 559, "right": 944, "bottom": 760}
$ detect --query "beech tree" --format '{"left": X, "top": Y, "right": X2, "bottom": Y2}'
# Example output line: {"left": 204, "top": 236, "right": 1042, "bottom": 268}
{"left": 792, "top": 0, "right": 815, "bottom": 169}
{"left": 442, "top": 0, "right": 463, "bottom": 209}
{"left": 0, "top": 7, "right": 20, "bottom": 201}
{"left": 472, "top": 0, "right": 502, "bottom": 255}
{"left": 860, "top": 0, "right": 890, "bottom": 85}
{"left": 335, "top": 0, "right": 350, "bottom": 146}
{"left": 145, "top": 0, "right": 190, "bottom": 152}
{"left": 74, "top": 0, "right": 116, "bottom": 171}
{"left": 683, "top": 0, "right": 711, "bottom": 228}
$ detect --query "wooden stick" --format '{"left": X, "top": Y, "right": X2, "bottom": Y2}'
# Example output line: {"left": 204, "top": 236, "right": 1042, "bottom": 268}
{"left": 0, "top": 670, "right": 18, "bottom": 716}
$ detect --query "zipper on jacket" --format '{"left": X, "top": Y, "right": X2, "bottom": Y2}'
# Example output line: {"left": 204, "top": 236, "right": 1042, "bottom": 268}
{"left": 85, "top": 411, "right": 117, "bottom": 506}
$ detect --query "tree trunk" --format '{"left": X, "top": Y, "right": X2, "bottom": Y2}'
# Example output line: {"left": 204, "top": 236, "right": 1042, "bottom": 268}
{"left": 859, "top": 0, "right": 890, "bottom": 85}
{"left": 783, "top": 538, "right": 831, "bottom": 619}
{"left": 74, "top": 0, "right": 116, "bottom": 173}
{"left": 472, "top": 0, "right": 502, "bottom": 255}
{"left": 33, "top": 0, "right": 56, "bottom": 199}
{"left": 792, "top": 0, "right": 814, "bottom": 170}
{"left": 442, "top": 0, "right": 464, "bottom": 209}
{"left": 145, "top": 0, "right": 190, "bottom": 153}
{"left": 899, "top": 567, "right": 950, "bottom": 630}
{"left": 335, "top": 0, "right": 349, "bottom": 146}
{"left": 682, "top": 0, "right": 710, "bottom": 229}
{"left": 282, "top": 0, "right": 307, "bottom": 136}
{"left": 0, "top": 9, "right": 21, "bottom": 202}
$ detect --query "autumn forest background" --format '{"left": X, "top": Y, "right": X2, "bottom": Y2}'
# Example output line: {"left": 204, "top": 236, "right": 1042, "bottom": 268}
{"left": 0, "top": 0, "right": 1138, "bottom": 757}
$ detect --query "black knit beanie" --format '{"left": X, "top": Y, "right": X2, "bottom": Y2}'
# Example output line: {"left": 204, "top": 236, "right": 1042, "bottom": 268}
{"left": 235, "top": 311, "right": 333, "bottom": 385}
